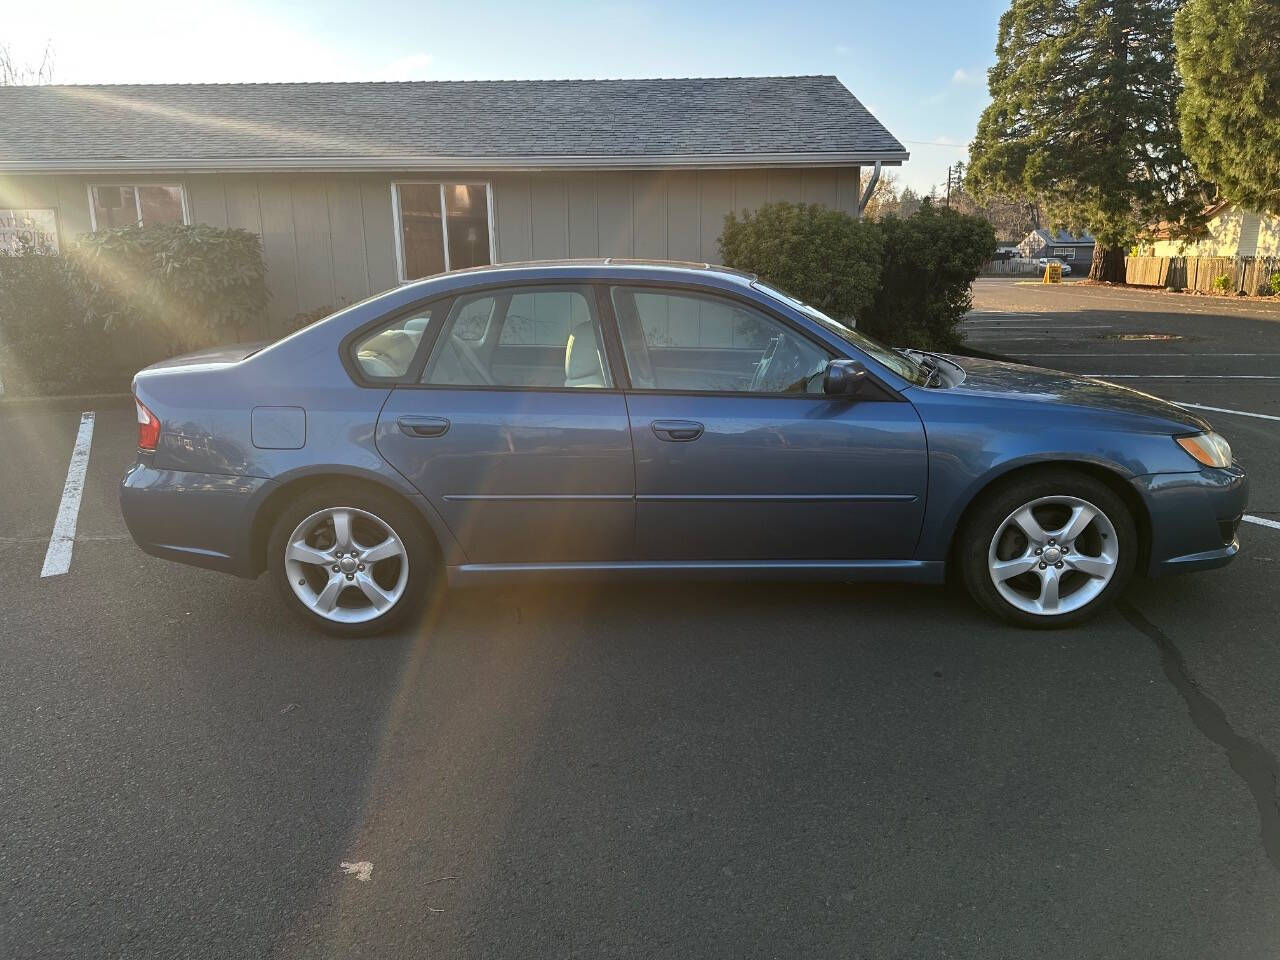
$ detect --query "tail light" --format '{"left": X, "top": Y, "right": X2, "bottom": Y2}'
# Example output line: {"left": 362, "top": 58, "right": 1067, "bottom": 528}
{"left": 136, "top": 397, "right": 161, "bottom": 452}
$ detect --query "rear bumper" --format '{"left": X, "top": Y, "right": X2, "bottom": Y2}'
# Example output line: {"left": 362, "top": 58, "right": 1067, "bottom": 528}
{"left": 1134, "top": 465, "right": 1249, "bottom": 577}
{"left": 120, "top": 461, "right": 270, "bottom": 578}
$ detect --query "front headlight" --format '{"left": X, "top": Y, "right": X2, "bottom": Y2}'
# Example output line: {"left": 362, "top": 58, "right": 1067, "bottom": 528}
{"left": 1176, "top": 431, "right": 1233, "bottom": 468}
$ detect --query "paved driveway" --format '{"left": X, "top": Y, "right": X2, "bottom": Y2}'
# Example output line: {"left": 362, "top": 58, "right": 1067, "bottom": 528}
{"left": 3, "top": 283, "right": 1280, "bottom": 959}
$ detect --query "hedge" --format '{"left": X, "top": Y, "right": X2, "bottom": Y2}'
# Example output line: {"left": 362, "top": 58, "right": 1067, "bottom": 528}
{"left": 719, "top": 199, "right": 997, "bottom": 351}
{"left": 0, "top": 224, "right": 268, "bottom": 397}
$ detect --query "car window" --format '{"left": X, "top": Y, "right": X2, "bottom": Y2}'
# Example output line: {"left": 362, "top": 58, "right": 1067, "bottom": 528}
{"left": 610, "top": 286, "right": 831, "bottom": 394}
{"left": 351, "top": 308, "right": 434, "bottom": 380}
{"left": 421, "top": 285, "right": 612, "bottom": 388}
{"left": 752, "top": 281, "right": 929, "bottom": 386}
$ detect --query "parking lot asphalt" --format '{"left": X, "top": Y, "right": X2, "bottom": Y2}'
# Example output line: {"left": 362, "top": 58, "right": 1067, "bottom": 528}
{"left": 4, "top": 280, "right": 1280, "bottom": 959}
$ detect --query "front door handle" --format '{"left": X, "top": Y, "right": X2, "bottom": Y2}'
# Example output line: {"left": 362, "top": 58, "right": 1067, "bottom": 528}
{"left": 397, "top": 415, "right": 451, "bottom": 438}
{"left": 651, "top": 419, "right": 704, "bottom": 442}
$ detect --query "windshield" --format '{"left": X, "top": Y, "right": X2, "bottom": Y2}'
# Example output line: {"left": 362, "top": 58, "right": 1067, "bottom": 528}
{"left": 752, "top": 281, "right": 930, "bottom": 386}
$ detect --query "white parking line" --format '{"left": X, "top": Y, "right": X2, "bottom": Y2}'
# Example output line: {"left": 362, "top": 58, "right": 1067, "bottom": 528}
{"left": 1174, "top": 402, "right": 1280, "bottom": 423}
{"left": 1245, "top": 516, "right": 1280, "bottom": 531}
{"left": 40, "top": 412, "right": 95, "bottom": 578}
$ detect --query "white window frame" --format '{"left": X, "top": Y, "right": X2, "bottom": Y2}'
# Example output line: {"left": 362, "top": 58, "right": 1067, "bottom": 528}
{"left": 87, "top": 182, "right": 191, "bottom": 231}
{"left": 1052, "top": 246, "right": 1076, "bottom": 259}
{"left": 391, "top": 181, "right": 496, "bottom": 283}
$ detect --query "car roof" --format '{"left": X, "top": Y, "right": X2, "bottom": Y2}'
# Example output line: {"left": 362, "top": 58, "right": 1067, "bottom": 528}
{"left": 398, "top": 258, "right": 759, "bottom": 295}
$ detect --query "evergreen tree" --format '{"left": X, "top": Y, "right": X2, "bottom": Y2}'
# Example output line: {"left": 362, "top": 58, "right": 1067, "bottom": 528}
{"left": 967, "top": 0, "right": 1205, "bottom": 280}
{"left": 1175, "top": 0, "right": 1280, "bottom": 213}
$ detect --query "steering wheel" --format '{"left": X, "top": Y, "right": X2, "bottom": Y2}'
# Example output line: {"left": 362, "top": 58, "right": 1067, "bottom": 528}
{"left": 750, "top": 334, "right": 786, "bottom": 392}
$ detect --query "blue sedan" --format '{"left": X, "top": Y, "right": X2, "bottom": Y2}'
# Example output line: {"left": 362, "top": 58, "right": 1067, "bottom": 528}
{"left": 120, "top": 260, "right": 1247, "bottom": 636}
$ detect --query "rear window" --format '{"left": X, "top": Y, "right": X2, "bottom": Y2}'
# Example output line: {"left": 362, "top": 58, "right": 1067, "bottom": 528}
{"left": 352, "top": 308, "right": 435, "bottom": 380}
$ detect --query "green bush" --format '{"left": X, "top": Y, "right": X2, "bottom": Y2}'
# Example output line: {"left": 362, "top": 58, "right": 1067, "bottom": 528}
{"left": 0, "top": 247, "right": 116, "bottom": 397}
{"left": 719, "top": 202, "right": 883, "bottom": 325}
{"left": 870, "top": 202, "right": 997, "bottom": 350}
{"left": 1213, "top": 273, "right": 1233, "bottom": 293}
{"left": 72, "top": 223, "right": 268, "bottom": 353}
{"left": 1, "top": 224, "right": 270, "bottom": 397}
{"left": 718, "top": 199, "right": 996, "bottom": 351}
{"left": 1270, "top": 272, "right": 1280, "bottom": 296}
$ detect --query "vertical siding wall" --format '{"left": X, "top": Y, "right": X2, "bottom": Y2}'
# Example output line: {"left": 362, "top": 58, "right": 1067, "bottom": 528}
{"left": 1, "top": 167, "right": 860, "bottom": 327}
{"left": 491, "top": 168, "right": 860, "bottom": 265}
{"left": 182, "top": 173, "right": 399, "bottom": 324}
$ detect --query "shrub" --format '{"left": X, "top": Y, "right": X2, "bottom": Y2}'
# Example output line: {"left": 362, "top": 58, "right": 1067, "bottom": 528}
{"left": 0, "top": 246, "right": 116, "bottom": 396}
{"left": 1270, "top": 272, "right": 1280, "bottom": 296}
{"left": 1, "top": 224, "right": 270, "bottom": 397}
{"left": 719, "top": 202, "right": 883, "bottom": 325}
{"left": 718, "top": 200, "right": 996, "bottom": 351}
{"left": 71, "top": 223, "right": 268, "bottom": 354}
{"left": 1213, "top": 273, "right": 1233, "bottom": 293}
{"left": 870, "top": 201, "right": 997, "bottom": 350}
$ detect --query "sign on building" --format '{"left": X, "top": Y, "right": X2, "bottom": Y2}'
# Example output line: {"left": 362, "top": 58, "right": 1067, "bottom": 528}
{"left": 0, "top": 209, "right": 60, "bottom": 254}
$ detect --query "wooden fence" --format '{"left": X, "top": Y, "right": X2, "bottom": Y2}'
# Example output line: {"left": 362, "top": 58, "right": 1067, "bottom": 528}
{"left": 1126, "top": 255, "right": 1280, "bottom": 294}
{"left": 980, "top": 259, "right": 1050, "bottom": 277}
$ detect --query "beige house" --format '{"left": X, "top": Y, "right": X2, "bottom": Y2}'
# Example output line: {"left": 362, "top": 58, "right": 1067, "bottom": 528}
{"left": 0, "top": 77, "right": 906, "bottom": 329}
{"left": 1148, "top": 202, "right": 1280, "bottom": 258}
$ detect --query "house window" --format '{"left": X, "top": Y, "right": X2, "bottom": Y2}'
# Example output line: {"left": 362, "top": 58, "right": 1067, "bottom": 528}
{"left": 1052, "top": 246, "right": 1076, "bottom": 260}
{"left": 88, "top": 184, "right": 188, "bottom": 230}
{"left": 393, "top": 182, "right": 493, "bottom": 281}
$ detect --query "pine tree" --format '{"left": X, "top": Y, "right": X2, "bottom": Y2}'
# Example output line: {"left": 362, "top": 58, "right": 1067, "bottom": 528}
{"left": 1175, "top": 0, "right": 1280, "bottom": 213}
{"left": 967, "top": 0, "right": 1205, "bottom": 281}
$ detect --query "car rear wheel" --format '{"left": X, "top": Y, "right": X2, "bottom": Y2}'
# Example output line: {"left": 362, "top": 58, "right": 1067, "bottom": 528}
{"left": 267, "top": 484, "right": 432, "bottom": 637}
{"left": 959, "top": 470, "right": 1137, "bottom": 627}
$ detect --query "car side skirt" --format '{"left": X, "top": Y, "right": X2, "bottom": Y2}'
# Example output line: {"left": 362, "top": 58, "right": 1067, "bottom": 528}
{"left": 446, "top": 559, "right": 946, "bottom": 587}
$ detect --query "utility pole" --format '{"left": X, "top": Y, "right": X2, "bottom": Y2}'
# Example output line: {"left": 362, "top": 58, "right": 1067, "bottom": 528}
{"left": 944, "top": 163, "right": 953, "bottom": 208}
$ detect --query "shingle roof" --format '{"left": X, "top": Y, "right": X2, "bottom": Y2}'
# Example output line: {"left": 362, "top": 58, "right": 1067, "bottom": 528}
{"left": 0, "top": 76, "right": 907, "bottom": 172}
{"left": 1031, "top": 228, "right": 1096, "bottom": 244}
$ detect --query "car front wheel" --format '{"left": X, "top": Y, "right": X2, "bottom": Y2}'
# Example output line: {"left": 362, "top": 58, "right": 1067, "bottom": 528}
{"left": 267, "top": 484, "right": 432, "bottom": 637}
{"left": 959, "top": 470, "right": 1137, "bottom": 627}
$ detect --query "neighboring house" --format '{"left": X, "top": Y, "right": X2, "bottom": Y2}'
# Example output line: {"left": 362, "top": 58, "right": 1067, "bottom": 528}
{"left": 0, "top": 76, "right": 907, "bottom": 326}
{"left": 1147, "top": 202, "right": 1280, "bottom": 258}
{"left": 1016, "top": 228, "right": 1095, "bottom": 265}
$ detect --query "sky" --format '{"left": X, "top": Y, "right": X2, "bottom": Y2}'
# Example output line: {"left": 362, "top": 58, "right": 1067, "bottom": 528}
{"left": 4, "top": 0, "right": 1008, "bottom": 193}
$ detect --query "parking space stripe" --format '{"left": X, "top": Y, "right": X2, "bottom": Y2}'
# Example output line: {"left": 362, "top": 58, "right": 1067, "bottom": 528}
{"left": 1245, "top": 516, "right": 1280, "bottom": 531}
{"left": 1174, "top": 402, "right": 1280, "bottom": 423}
{"left": 40, "top": 412, "right": 95, "bottom": 578}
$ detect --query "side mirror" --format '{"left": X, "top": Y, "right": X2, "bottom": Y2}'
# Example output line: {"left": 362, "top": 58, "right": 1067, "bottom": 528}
{"left": 823, "top": 359, "right": 869, "bottom": 398}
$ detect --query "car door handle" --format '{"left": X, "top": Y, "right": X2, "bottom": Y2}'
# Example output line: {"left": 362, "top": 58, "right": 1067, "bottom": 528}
{"left": 397, "top": 416, "right": 450, "bottom": 438}
{"left": 651, "top": 419, "right": 704, "bottom": 442}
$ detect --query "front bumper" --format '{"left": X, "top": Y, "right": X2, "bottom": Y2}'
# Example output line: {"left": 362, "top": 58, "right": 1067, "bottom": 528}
{"left": 120, "top": 461, "right": 271, "bottom": 578}
{"left": 1133, "top": 465, "right": 1249, "bottom": 577}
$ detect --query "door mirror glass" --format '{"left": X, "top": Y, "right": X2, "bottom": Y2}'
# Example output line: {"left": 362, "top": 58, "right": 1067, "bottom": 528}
{"left": 822, "top": 359, "right": 869, "bottom": 397}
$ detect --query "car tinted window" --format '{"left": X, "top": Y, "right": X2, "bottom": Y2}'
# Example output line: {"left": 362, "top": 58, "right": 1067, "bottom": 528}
{"left": 422, "top": 285, "right": 612, "bottom": 388}
{"left": 352, "top": 308, "right": 434, "bottom": 380}
{"left": 610, "top": 286, "right": 831, "bottom": 394}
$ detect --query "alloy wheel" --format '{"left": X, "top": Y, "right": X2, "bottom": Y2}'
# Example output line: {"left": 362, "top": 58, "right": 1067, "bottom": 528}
{"left": 987, "top": 495, "right": 1119, "bottom": 616}
{"left": 282, "top": 506, "right": 410, "bottom": 624}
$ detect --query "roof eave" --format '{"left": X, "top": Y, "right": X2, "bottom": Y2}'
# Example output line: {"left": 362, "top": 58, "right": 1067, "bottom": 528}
{"left": 0, "top": 151, "right": 909, "bottom": 175}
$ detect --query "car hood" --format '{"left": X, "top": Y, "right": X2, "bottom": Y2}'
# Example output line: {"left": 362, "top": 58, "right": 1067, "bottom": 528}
{"left": 941, "top": 354, "right": 1210, "bottom": 431}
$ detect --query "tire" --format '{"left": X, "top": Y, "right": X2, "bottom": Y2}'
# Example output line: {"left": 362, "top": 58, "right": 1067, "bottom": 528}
{"left": 267, "top": 483, "right": 434, "bottom": 638}
{"left": 958, "top": 469, "right": 1137, "bottom": 628}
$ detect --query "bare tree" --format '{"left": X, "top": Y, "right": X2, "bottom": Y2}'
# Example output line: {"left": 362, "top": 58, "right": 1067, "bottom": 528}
{"left": 858, "top": 168, "right": 901, "bottom": 221}
{"left": 0, "top": 41, "right": 55, "bottom": 85}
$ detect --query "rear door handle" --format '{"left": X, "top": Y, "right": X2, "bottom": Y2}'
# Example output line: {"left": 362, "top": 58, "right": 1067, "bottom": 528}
{"left": 397, "top": 415, "right": 450, "bottom": 438}
{"left": 651, "top": 419, "right": 704, "bottom": 442}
